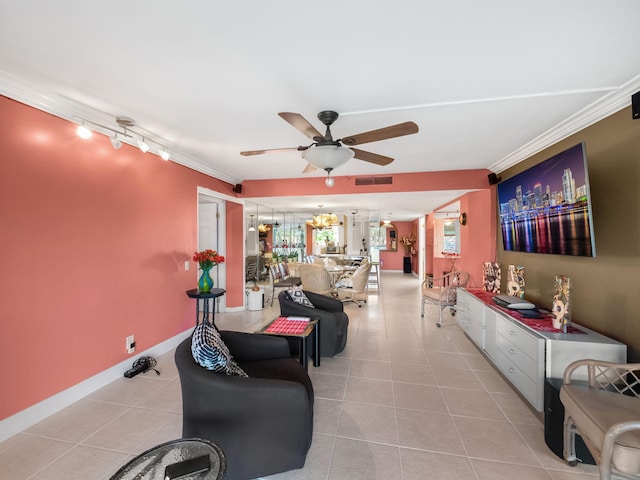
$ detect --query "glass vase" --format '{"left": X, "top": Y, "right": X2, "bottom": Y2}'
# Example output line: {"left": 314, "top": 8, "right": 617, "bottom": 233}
{"left": 198, "top": 266, "right": 214, "bottom": 293}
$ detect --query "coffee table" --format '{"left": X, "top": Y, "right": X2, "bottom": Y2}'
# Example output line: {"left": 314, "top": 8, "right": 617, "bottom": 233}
{"left": 256, "top": 316, "right": 320, "bottom": 369}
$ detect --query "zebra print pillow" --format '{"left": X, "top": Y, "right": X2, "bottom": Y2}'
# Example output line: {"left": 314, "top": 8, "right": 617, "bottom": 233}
{"left": 191, "top": 321, "right": 247, "bottom": 377}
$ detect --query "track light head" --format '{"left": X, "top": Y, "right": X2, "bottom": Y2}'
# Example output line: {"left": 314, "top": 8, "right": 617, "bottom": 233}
{"left": 76, "top": 124, "right": 92, "bottom": 139}
{"left": 110, "top": 134, "right": 122, "bottom": 149}
{"left": 159, "top": 148, "right": 170, "bottom": 161}
{"left": 137, "top": 138, "right": 149, "bottom": 153}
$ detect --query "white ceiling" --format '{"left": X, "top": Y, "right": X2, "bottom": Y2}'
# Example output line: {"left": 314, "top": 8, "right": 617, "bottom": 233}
{"left": 2, "top": 1, "right": 639, "bottom": 221}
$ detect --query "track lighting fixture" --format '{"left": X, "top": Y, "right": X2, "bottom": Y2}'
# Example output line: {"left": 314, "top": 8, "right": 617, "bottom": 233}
{"left": 73, "top": 115, "right": 172, "bottom": 162}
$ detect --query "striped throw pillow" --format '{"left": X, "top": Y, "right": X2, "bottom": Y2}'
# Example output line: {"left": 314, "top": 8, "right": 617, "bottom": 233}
{"left": 191, "top": 322, "right": 247, "bottom": 377}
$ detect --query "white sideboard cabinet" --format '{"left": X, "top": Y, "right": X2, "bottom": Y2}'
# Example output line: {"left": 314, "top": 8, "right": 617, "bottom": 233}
{"left": 456, "top": 289, "right": 626, "bottom": 412}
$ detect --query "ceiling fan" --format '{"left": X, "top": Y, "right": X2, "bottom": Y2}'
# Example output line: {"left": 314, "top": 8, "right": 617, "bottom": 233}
{"left": 240, "top": 111, "right": 419, "bottom": 182}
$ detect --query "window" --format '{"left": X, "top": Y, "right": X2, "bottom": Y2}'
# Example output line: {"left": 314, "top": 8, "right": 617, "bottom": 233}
{"left": 314, "top": 225, "right": 343, "bottom": 251}
{"left": 443, "top": 219, "right": 460, "bottom": 253}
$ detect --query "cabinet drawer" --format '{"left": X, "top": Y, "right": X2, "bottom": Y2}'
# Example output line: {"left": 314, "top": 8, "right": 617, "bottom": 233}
{"left": 484, "top": 312, "right": 498, "bottom": 361}
{"left": 497, "top": 333, "right": 539, "bottom": 381}
{"left": 456, "top": 291, "right": 473, "bottom": 336}
{"left": 497, "top": 316, "right": 540, "bottom": 360}
{"left": 497, "top": 351, "right": 542, "bottom": 410}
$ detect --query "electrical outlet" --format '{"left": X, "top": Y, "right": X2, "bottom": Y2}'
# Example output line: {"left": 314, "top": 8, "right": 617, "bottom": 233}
{"left": 126, "top": 335, "right": 135, "bottom": 354}
{"left": 184, "top": 261, "right": 190, "bottom": 271}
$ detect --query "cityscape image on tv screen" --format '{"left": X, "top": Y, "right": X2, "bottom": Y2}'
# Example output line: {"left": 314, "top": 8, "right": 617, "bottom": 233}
{"left": 498, "top": 142, "right": 596, "bottom": 257}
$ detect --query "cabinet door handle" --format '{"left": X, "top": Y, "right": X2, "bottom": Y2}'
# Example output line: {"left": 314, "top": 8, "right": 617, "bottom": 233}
{"left": 509, "top": 331, "right": 516, "bottom": 336}
{"left": 509, "top": 367, "right": 518, "bottom": 373}
{"left": 509, "top": 349, "right": 516, "bottom": 355}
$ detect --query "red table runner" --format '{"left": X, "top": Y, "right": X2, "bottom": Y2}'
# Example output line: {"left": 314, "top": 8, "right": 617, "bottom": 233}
{"left": 265, "top": 316, "right": 311, "bottom": 335}
{"left": 468, "top": 289, "right": 583, "bottom": 334}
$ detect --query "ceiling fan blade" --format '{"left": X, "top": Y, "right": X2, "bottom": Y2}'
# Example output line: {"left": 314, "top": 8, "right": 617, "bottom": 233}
{"left": 278, "top": 112, "right": 323, "bottom": 140}
{"left": 302, "top": 162, "right": 318, "bottom": 174}
{"left": 351, "top": 148, "right": 394, "bottom": 166}
{"left": 341, "top": 121, "right": 419, "bottom": 146}
{"left": 240, "top": 146, "right": 307, "bottom": 156}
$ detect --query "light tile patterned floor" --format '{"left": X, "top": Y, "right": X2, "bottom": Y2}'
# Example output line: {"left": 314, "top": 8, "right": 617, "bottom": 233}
{"left": 0, "top": 272, "right": 599, "bottom": 479}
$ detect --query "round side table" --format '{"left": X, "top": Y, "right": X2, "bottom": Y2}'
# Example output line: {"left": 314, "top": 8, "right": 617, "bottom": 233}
{"left": 109, "top": 438, "right": 226, "bottom": 480}
{"left": 186, "top": 288, "right": 226, "bottom": 326}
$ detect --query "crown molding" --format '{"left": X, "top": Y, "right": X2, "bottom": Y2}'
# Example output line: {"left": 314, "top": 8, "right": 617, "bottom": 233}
{"left": 3, "top": 69, "right": 638, "bottom": 182}
{"left": 490, "top": 74, "right": 640, "bottom": 173}
{"left": 0, "top": 70, "right": 242, "bottom": 185}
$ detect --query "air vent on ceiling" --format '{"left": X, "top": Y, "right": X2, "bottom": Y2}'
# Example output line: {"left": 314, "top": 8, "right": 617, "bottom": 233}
{"left": 355, "top": 176, "right": 393, "bottom": 186}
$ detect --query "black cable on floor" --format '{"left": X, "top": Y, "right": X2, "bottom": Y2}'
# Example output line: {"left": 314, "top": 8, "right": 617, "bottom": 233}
{"left": 132, "top": 356, "right": 160, "bottom": 375}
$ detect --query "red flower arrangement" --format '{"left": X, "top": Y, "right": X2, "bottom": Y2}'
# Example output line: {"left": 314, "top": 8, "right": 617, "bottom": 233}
{"left": 193, "top": 249, "right": 225, "bottom": 269}
{"left": 441, "top": 251, "right": 460, "bottom": 271}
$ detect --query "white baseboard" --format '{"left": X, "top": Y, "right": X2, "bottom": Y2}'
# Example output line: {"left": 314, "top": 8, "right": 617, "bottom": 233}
{"left": 226, "top": 305, "right": 247, "bottom": 313}
{"left": 0, "top": 328, "right": 193, "bottom": 443}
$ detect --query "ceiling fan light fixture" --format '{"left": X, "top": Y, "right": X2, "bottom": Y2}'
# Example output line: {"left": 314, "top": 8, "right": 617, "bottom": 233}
{"left": 302, "top": 145, "right": 354, "bottom": 170}
{"left": 325, "top": 167, "right": 335, "bottom": 187}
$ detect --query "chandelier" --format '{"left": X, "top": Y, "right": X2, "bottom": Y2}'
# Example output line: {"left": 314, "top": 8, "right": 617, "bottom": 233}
{"left": 258, "top": 223, "right": 271, "bottom": 233}
{"left": 307, "top": 212, "right": 340, "bottom": 230}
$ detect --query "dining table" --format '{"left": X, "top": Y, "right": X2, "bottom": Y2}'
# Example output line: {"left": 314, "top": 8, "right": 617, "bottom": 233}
{"left": 325, "top": 265, "right": 357, "bottom": 288}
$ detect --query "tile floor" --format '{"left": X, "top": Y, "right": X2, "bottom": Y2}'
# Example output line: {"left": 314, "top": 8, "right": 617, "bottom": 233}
{"left": 0, "top": 272, "right": 600, "bottom": 479}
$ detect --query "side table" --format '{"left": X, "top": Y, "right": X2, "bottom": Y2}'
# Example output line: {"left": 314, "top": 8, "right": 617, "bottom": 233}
{"left": 257, "top": 317, "right": 320, "bottom": 369}
{"left": 186, "top": 288, "right": 226, "bottom": 326}
{"left": 109, "top": 438, "right": 226, "bottom": 480}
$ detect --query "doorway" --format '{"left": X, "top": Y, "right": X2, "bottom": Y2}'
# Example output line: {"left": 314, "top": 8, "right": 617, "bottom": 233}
{"left": 198, "top": 190, "right": 227, "bottom": 312}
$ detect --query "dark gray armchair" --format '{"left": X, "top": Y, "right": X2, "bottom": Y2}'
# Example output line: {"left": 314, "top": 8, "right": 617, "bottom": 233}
{"left": 175, "top": 331, "right": 314, "bottom": 480}
{"left": 278, "top": 290, "right": 349, "bottom": 357}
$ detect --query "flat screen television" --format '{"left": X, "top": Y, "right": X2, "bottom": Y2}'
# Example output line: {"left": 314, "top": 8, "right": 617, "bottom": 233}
{"left": 497, "top": 142, "right": 596, "bottom": 257}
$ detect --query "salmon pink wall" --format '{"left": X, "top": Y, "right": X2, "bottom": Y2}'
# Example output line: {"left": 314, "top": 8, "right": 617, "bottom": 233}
{"left": 427, "top": 190, "right": 496, "bottom": 287}
{"left": 242, "top": 169, "right": 491, "bottom": 198}
{"left": 379, "top": 221, "right": 415, "bottom": 271}
{"left": 458, "top": 189, "right": 497, "bottom": 287}
{"left": 225, "top": 201, "right": 245, "bottom": 306}
{"left": 0, "top": 96, "right": 243, "bottom": 420}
